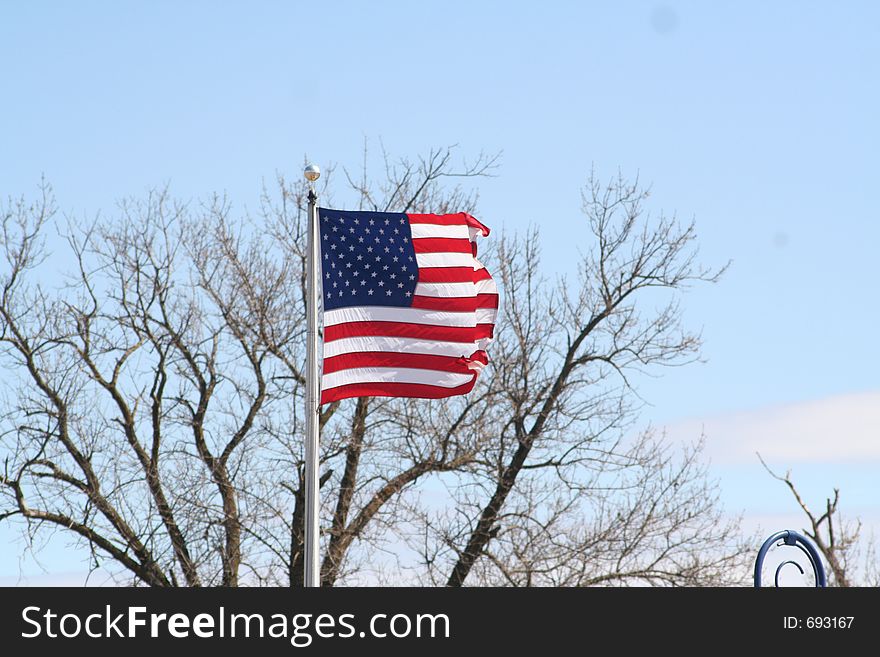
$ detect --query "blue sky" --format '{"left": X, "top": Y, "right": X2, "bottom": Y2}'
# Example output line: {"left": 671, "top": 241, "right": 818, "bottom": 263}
{"left": 2, "top": 1, "right": 878, "bottom": 582}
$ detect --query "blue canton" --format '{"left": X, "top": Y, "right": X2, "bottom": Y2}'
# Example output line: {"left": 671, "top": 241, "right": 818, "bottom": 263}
{"left": 318, "top": 209, "right": 418, "bottom": 311}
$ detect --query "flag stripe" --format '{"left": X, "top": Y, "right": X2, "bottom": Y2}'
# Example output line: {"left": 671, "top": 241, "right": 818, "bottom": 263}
{"left": 323, "top": 351, "right": 486, "bottom": 375}
{"left": 321, "top": 380, "right": 477, "bottom": 403}
{"left": 407, "top": 213, "right": 489, "bottom": 234}
{"left": 476, "top": 308, "right": 496, "bottom": 324}
{"left": 411, "top": 293, "right": 499, "bottom": 312}
{"left": 416, "top": 252, "right": 478, "bottom": 268}
{"left": 325, "top": 306, "right": 478, "bottom": 328}
{"left": 325, "top": 321, "right": 490, "bottom": 344}
{"left": 324, "top": 335, "right": 482, "bottom": 359}
{"left": 410, "top": 224, "right": 470, "bottom": 239}
{"left": 416, "top": 266, "right": 493, "bottom": 283}
{"left": 414, "top": 281, "right": 479, "bottom": 297}
{"left": 323, "top": 366, "right": 475, "bottom": 390}
{"left": 412, "top": 237, "right": 474, "bottom": 254}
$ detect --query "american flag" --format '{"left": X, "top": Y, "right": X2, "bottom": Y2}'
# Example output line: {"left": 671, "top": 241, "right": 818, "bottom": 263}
{"left": 318, "top": 208, "right": 497, "bottom": 404}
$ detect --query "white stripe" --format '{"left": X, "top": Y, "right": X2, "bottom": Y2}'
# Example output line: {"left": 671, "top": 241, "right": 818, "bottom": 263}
{"left": 410, "top": 224, "right": 470, "bottom": 240}
{"left": 414, "top": 281, "right": 476, "bottom": 297}
{"left": 322, "top": 367, "right": 474, "bottom": 390}
{"left": 324, "top": 305, "right": 476, "bottom": 328}
{"left": 475, "top": 278, "right": 497, "bottom": 294}
{"left": 416, "top": 252, "right": 476, "bottom": 268}
{"left": 476, "top": 308, "right": 497, "bottom": 324}
{"left": 324, "top": 336, "right": 480, "bottom": 359}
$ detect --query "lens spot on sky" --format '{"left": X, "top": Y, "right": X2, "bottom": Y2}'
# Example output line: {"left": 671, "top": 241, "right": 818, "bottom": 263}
{"left": 650, "top": 5, "right": 679, "bottom": 35}
{"left": 772, "top": 232, "right": 789, "bottom": 248}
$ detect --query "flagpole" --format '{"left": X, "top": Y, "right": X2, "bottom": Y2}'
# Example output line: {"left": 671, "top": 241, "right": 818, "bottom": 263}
{"left": 303, "top": 163, "right": 321, "bottom": 587}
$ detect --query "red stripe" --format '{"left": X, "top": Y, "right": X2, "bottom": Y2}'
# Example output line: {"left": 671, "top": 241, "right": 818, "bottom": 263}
{"left": 407, "top": 212, "right": 490, "bottom": 236}
{"left": 411, "top": 293, "right": 499, "bottom": 311}
{"left": 324, "top": 321, "right": 481, "bottom": 343}
{"left": 321, "top": 379, "right": 477, "bottom": 404}
{"left": 412, "top": 237, "right": 473, "bottom": 254}
{"left": 476, "top": 323, "right": 494, "bottom": 339}
{"left": 417, "top": 267, "right": 491, "bottom": 283}
{"left": 323, "top": 351, "right": 483, "bottom": 375}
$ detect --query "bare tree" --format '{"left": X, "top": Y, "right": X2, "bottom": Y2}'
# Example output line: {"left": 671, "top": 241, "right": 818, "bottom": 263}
{"left": 759, "top": 454, "right": 879, "bottom": 587}
{"left": 400, "top": 172, "right": 747, "bottom": 586}
{"left": 1, "top": 152, "right": 746, "bottom": 587}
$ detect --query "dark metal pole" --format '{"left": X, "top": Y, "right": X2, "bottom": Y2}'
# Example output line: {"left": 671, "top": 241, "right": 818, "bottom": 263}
{"left": 754, "top": 529, "right": 827, "bottom": 587}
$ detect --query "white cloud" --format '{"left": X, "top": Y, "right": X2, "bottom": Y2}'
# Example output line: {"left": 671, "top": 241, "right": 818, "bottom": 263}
{"left": 663, "top": 390, "right": 880, "bottom": 464}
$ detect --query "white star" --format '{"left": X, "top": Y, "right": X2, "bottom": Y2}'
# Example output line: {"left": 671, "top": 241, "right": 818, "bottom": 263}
{"left": 390, "top": 273, "right": 396, "bottom": 279}
{"left": 356, "top": 255, "right": 363, "bottom": 261}
{"left": 399, "top": 218, "right": 405, "bottom": 224}
{"left": 345, "top": 280, "right": 350, "bottom": 286}
{"left": 323, "top": 234, "right": 328, "bottom": 240}
{"left": 375, "top": 237, "right": 381, "bottom": 243}
{"left": 364, "top": 263, "right": 371, "bottom": 269}
{"left": 324, "top": 254, "right": 329, "bottom": 260}
{"left": 375, "top": 256, "right": 381, "bottom": 262}
{"left": 360, "top": 280, "right": 366, "bottom": 286}
{"left": 338, "top": 291, "right": 344, "bottom": 297}
{"left": 384, "top": 247, "right": 390, "bottom": 253}
{"left": 354, "top": 218, "right": 360, "bottom": 225}
{"left": 369, "top": 219, "right": 374, "bottom": 225}
{"left": 408, "top": 256, "right": 414, "bottom": 261}
{"left": 384, "top": 218, "right": 390, "bottom": 225}
{"left": 358, "top": 237, "right": 364, "bottom": 243}
{"left": 346, "top": 262, "right": 352, "bottom": 268}
{"left": 330, "top": 262, "right": 336, "bottom": 269}
{"left": 405, "top": 291, "right": 411, "bottom": 297}
{"left": 367, "top": 246, "right": 373, "bottom": 252}
{"left": 386, "top": 290, "right": 392, "bottom": 296}
{"left": 382, "top": 265, "right": 389, "bottom": 271}
{"left": 365, "top": 228, "right": 371, "bottom": 234}
{"left": 402, "top": 236, "right": 409, "bottom": 243}
{"left": 340, "top": 235, "right": 346, "bottom": 242}
{"left": 368, "top": 289, "right": 374, "bottom": 295}
{"left": 394, "top": 228, "right": 399, "bottom": 234}
{"left": 378, "top": 281, "right": 385, "bottom": 287}
{"left": 409, "top": 274, "right": 415, "bottom": 280}
{"left": 353, "top": 270, "right": 360, "bottom": 276}
{"left": 398, "top": 282, "right": 404, "bottom": 288}
{"left": 392, "top": 256, "right": 398, "bottom": 262}
{"left": 349, "top": 227, "right": 355, "bottom": 233}
{"left": 371, "top": 272, "right": 378, "bottom": 278}
{"left": 399, "top": 247, "right": 405, "bottom": 253}
{"left": 339, "top": 217, "right": 345, "bottom": 223}
{"left": 351, "top": 289, "right": 356, "bottom": 295}
{"left": 325, "top": 272, "right": 330, "bottom": 279}
{"left": 401, "top": 265, "right": 407, "bottom": 271}
{"left": 349, "top": 245, "right": 355, "bottom": 251}
{"left": 327, "top": 292, "right": 332, "bottom": 299}
{"left": 330, "top": 244, "right": 337, "bottom": 250}
{"left": 332, "top": 226, "right": 338, "bottom": 232}
{"left": 379, "top": 228, "right": 385, "bottom": 235}
{"left": 332, "top": 282, "right": 338, "bottom": 288}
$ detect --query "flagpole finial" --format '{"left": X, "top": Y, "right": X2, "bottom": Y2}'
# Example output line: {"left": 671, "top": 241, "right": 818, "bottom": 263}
{"left": 304, "top": 163, "right": 320, "bottom": 183}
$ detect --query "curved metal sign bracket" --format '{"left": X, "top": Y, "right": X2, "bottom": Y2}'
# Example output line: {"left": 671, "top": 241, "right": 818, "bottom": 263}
{"left": 754, "top": 529, "right": 827, "bottom": 587}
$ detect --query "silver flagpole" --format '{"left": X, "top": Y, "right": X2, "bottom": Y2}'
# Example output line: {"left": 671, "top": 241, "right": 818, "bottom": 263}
{"left": 303, "top": 163, "right": 321, "bottom": 587}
